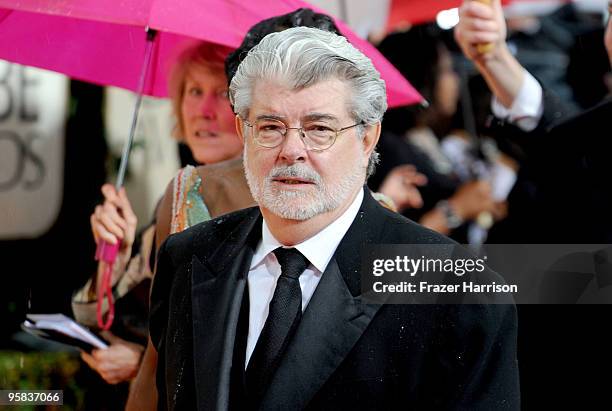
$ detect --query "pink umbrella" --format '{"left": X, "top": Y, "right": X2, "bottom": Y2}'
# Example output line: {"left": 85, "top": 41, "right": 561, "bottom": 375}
{"left": 0, "top": 0, "right": 422, "bottom": 106}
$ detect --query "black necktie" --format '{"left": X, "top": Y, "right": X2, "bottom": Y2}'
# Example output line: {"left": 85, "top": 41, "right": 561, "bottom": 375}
{"left": 245, "top": 247, "right": 310, "bottom": 401}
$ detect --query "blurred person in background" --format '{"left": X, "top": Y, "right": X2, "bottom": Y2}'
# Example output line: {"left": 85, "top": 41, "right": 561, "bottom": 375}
{"left": 566, "top": 5, "right": 612, "bottom": 108}
{"left": 455, "top": 0, "right": 611, "bottom": 243}
{"left": 456, "top": 0, "right": 612, "bottom": 409}
{"left": 371, "top": 25, "right": 510, "bottom": 239}
{"left": 502, "top": 0, "right": 579, "bottom": 109}
{"left": 71, "top": 42, "right": 251, "bottom": 392}
{"left": 486, "top": 0, "right": 609, "bottom": 111}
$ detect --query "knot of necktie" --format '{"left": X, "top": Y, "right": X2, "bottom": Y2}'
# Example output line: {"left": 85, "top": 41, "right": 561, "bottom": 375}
{"left": 273, "top": 247, "right": 309, "bottom": 279}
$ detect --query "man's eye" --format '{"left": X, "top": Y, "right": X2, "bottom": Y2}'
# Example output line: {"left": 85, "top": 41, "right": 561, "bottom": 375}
{"left": 259, "top": 123, "right": 282, "bottom": 132}
{"left": 306, "top": 124, "right": 334, "bottom": 132}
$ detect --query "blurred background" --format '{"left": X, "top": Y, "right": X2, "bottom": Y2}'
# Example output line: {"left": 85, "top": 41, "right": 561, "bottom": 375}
{"left": 0, "top": 0, "right": 610, "bottom": 409}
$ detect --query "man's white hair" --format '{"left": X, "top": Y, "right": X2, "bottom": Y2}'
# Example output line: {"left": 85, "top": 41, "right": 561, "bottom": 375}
{"left": 229, "top": 26, "right": 387, "bottom": 177}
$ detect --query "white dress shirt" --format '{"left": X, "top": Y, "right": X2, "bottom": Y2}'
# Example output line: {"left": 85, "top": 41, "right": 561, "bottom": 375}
{"left": 244, "top": 189, "right": 364, "bottom": 368}
{"left": 491, "top": 68, "right": 544, "bottom": 132}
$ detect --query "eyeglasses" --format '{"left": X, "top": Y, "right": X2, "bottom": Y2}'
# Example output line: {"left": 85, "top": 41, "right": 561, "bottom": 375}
{"left": 242, "top": 117, "right": 363, "bottom": 151}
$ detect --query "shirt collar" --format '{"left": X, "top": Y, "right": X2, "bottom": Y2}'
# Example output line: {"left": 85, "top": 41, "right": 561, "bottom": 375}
{"left": 250, "top": 188, "right": 364, "bottom": 273}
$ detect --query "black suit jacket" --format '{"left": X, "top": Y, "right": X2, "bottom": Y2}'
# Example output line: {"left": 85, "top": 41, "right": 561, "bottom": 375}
{"left": 541, "top": 98, "right": 612, "bottom": 242}
{"left": 489, "top": 95, "right": 612, "bottom": 243}
{"left": 486, "top": 98, "right": 612, "bottom": 409}
{"left": 150, "top": 189, "right": 520, "bottom": 410}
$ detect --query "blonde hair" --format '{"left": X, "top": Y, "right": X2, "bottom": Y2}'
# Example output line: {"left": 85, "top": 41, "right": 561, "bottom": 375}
{"left": 168, "top": 43, "right": 234, "bottom": 140}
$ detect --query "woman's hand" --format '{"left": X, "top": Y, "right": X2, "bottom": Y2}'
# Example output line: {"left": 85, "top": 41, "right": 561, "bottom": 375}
{"left": 455, "top": 0, "right": 526, "bottom": 108}
{"left": 90, "top": 184, "right": 137, "bottom": 270}
{"left": 81, "top": 332, "right": 144, "bottom": 385}
{"left": 449, "top": 180, "right": 496, "bottom": 221}
{"left": 378, "top": 165, "right": 428, "bottom": 211}
{"left": 454, "top": 0, "right": 507, "bottom": 64}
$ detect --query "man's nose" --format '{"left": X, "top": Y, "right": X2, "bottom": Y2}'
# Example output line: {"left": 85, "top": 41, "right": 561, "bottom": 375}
{"left": 278, "top": 128, "right": 307, "bottom": 163}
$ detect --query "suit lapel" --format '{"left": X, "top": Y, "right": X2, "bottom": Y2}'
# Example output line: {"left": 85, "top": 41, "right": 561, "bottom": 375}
{"left": 191, "top": 208, "right": 262, "bottom": 411}
{"left": 260, "top": 258, "right": 383, "bottom": 410}
{"left": 259, "top": 189, "right": 391, "bottom": 410}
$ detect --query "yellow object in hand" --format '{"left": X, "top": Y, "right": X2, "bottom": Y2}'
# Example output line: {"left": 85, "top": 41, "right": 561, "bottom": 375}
{"left": 474, "top": 0, "right": 495, "bottom": 54}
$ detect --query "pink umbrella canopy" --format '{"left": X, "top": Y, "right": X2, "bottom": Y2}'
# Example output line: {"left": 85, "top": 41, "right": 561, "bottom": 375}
{"left": 0, "top": 0, "right": 423, "bottom": 107}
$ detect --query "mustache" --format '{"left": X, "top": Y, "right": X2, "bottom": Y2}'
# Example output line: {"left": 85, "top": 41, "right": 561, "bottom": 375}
{"left": 268, "top": 164, "right": 323, "bottom": 184}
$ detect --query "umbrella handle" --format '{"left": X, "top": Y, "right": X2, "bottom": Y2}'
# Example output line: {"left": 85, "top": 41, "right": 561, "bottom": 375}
{"left": 95, "top": 28, "right": 157, "bottom": 330}
{"left": 96, "top": 240, "right": 120, "bottom": 263}
{"left": 95, "top": 240, "right": 120, "bottom": 330}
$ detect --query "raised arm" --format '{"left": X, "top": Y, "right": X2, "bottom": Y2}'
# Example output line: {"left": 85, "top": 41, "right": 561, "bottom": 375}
{"left": 454, "top": 0, "right": 525, "bottom": 108}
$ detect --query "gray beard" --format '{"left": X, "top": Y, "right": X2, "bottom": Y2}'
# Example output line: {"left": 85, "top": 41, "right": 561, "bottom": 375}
{"left": 243, "top": 146, "right": 365, "bottom": 221}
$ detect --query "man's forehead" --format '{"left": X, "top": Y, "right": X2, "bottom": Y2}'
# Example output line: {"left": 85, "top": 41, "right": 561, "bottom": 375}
{"left": 249, "top": 78, "right": 351, "bottom": 120}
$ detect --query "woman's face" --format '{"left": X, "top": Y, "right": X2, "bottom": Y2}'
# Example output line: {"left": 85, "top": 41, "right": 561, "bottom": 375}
{"left": 180, "top": 66, "right": 242, "bottom": 164}
{"left": 434, "top": 48, "right": 460, "bottom": 118}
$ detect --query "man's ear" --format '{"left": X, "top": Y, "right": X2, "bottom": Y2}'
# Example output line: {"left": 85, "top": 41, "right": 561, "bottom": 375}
{"left": 362, "top": 122, "right": 381, "bottom": 159}
{"left": 235, "top": 115, "right": 245, "bottom": 144}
